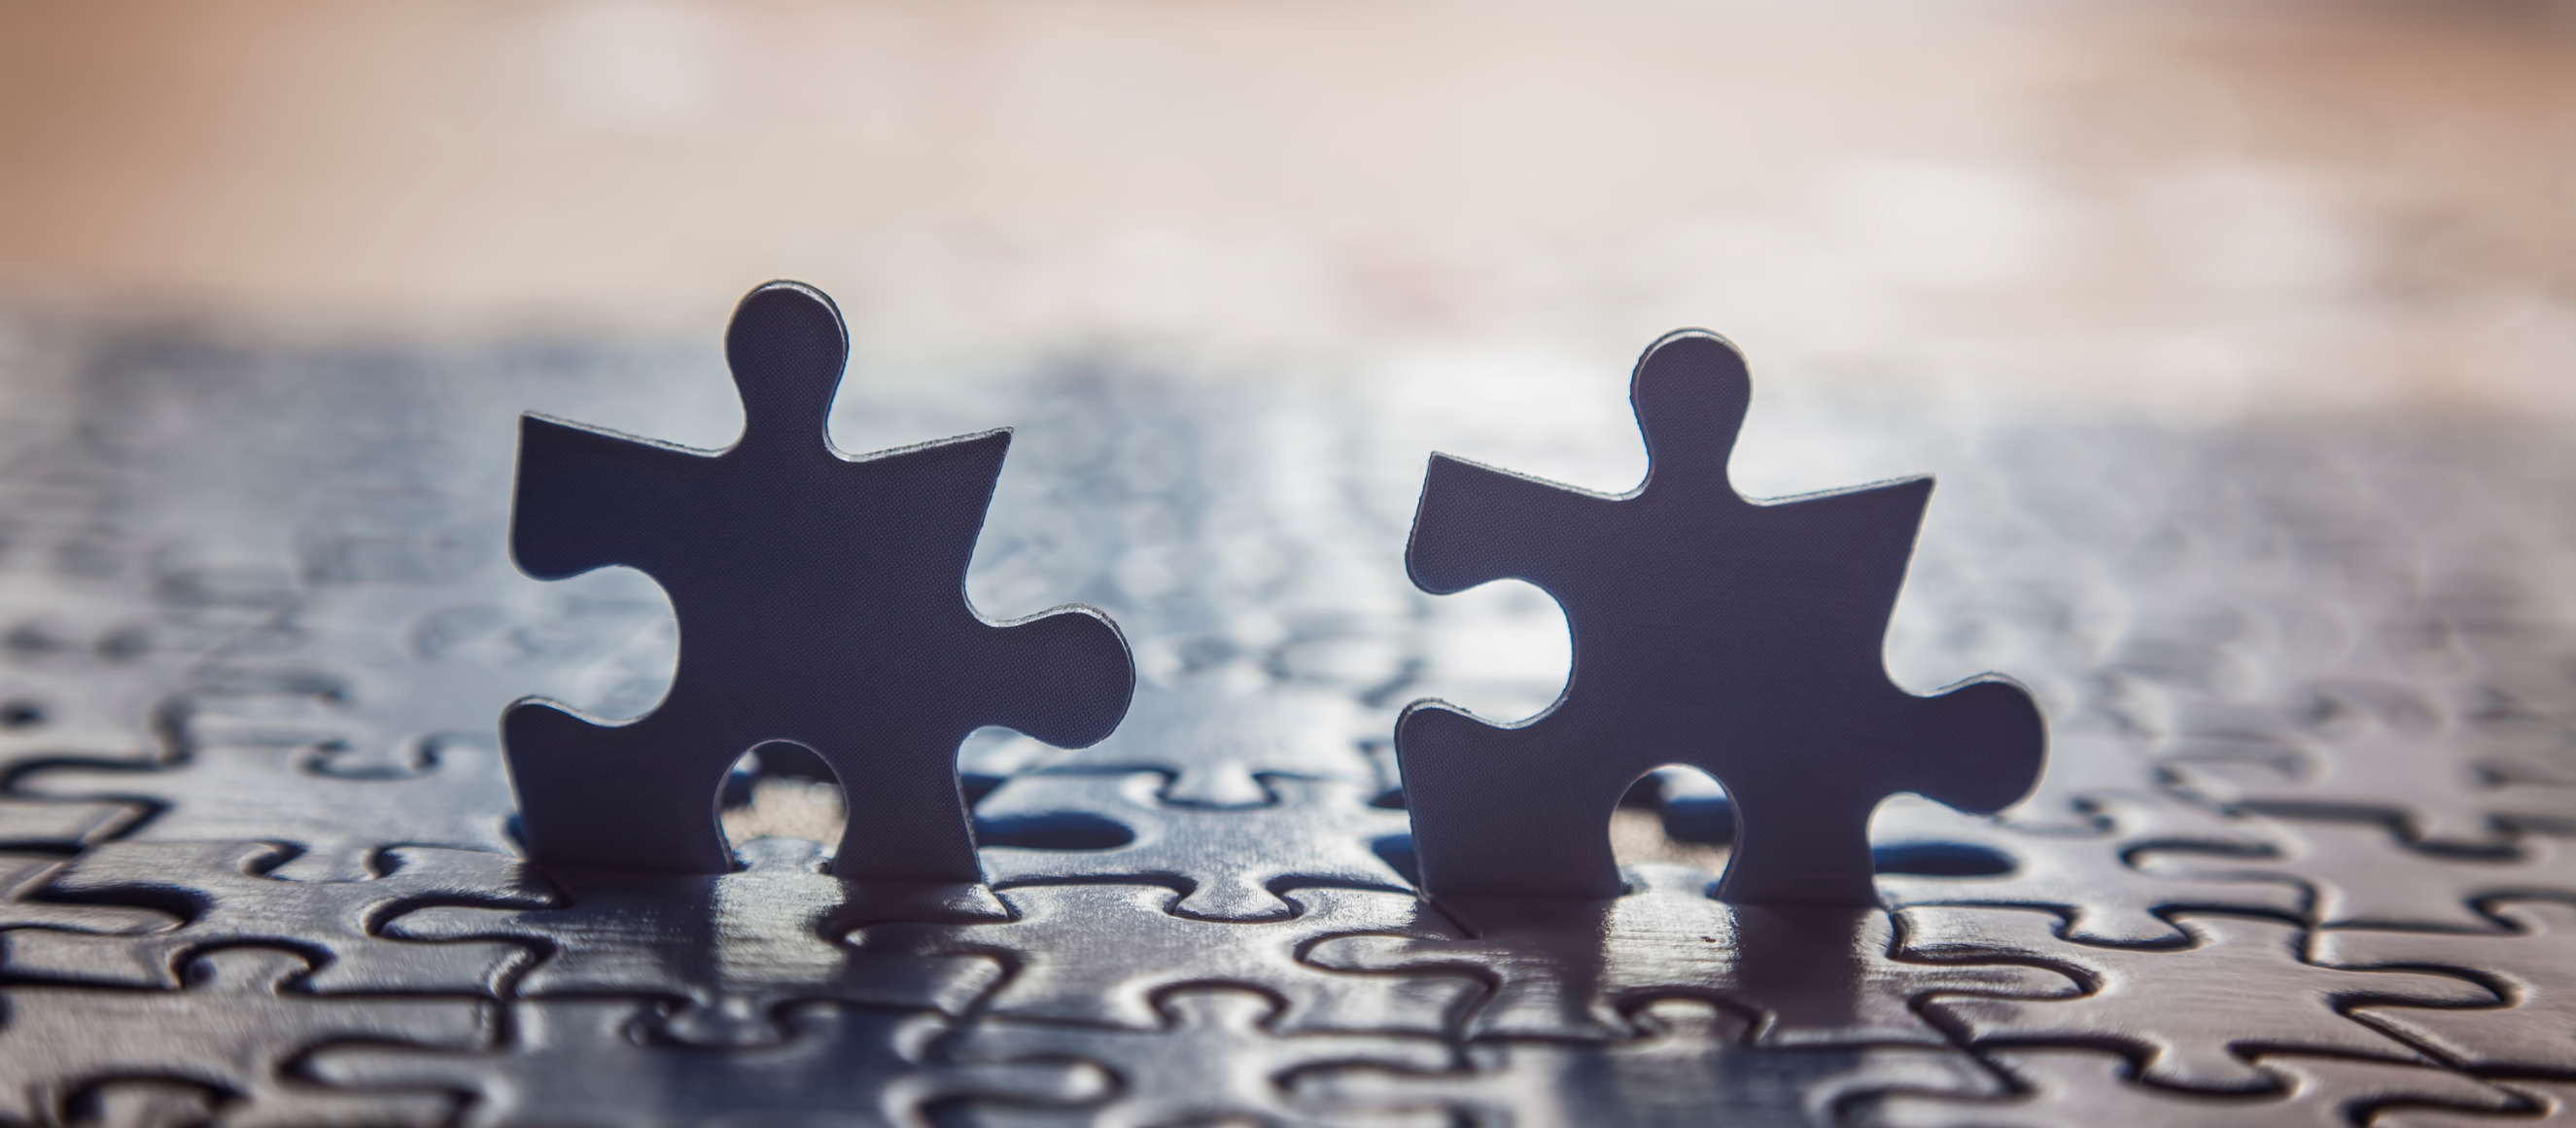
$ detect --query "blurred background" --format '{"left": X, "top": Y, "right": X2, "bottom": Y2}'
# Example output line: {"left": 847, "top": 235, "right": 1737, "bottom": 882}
{"left": 5, "top": 0, "right": 2573, "bottom": 417}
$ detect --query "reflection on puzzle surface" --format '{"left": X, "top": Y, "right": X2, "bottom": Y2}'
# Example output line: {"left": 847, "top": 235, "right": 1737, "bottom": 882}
{"left": 3, "top": 317, "right": 2576, "bottom": 1127}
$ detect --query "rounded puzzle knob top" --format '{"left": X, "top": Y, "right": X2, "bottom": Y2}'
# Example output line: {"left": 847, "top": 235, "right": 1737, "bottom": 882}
{"left": 725, "top": 281, "right": 851, "bottom": 451}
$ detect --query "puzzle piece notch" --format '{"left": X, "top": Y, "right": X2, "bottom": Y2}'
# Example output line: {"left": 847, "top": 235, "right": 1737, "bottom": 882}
{"left": 0, "top": 947, "right": 486, "bottom": 1127}
{"left": 382, "top": 836, "right": 1005, "bottom": 1047}
{"left": 502, "top": 281, "right": 1135, "bottom": 881}
{"left": 1394, "top": 331, "right": 2046, "bottom": 905}
{"left": 308, "top": 998, "right": 1105, "bottom": 1128}
{"left": 975, "top": 769, "right": 1413, "bottom": 921}
{"left": 4, "top": 840, "right": 551, "bottom": 994}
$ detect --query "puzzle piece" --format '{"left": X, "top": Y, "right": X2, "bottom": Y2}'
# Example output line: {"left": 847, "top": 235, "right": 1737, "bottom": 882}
{"left": 948, "top": 987, "right": 1453, "bottom": 1128}
{"left": 2167, "top": 682, "right": 2559, "bottom": 850}
{"left": 0, "top": 580, "right": 248, "bottom": 774}
{"left": 1293, "top": 997, "right": 2002, "bottom": 1128}
{"left": 1308, "top": 863, "right": 2078, "bottom": 1043}
{"left": 69, "top": 1075, "right": 464, "bottom": 1128}
{"left": 22, "top": 264, "right": 2576, "bottom": 1125}
{"left": 0, "top": 853, "right": 175, "bottom": 935}
{"left": 0, "top": 795, "right": 142, "bottom": 850}
{"left": 0, "top": 656, "right": 176, "bottom": 773}
{"left": 1876, "top": 792, "right": 2304, "bottom": 946}
{"left": 2489, "top": 771, "right": 2576, "bottom": 837}
{"left": 383, "top": 837, "right": 1004, "bottom": 1046}
{"left": 1872, "top": 1049, "right": 2528, "bottom": 1127}
{"left": 1903, "top": 907, "right": 2493, "bottom": 1090}
{"left": 1393, "top": 332, "right": 2045, "bottom": 904}
{"left": 4, "top": 840, "right": 549, "bottom": 993}
{"left": 13, "top": 741, "right": 518, "bottom": 880}
{"left": 308, "top": 998, "right": 1104, "bottom": 1128}
{"left": 2319, "top": 899, "right": 2576, "bottom": 1074}
{"left": 2138, "top": 818, "right": 2576, "bottom": 931}
{"left": 2380, "top": 1079, "right": 2576, "bottom": 1127}
{"left": 182, "top": 582, "right": 675, "bottom": 777}
{"left": 858, "top": 884, "right": 1475, "bottom": 1034}
{"left": 0, "top": 946, "right": 485, "bottom": 1126}
{"left": 503, "top": 282, "right": 1133, "bottom": 879}
{"left": 976, "top": 769, "right": 1411, "bottom": 921}
{"left": 988, "top": 678, "right": 1378, "bottom": 807}
{"left": 1967, "top": 715, "right": 2167, "bottom": 834}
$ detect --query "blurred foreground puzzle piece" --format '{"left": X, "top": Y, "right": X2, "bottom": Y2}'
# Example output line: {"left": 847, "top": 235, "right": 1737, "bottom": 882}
{"left": 1395, "top": 331, "right": 2046, "bottom": 905}
{"left": 504, "top": 281, "right": 1134, "bottom": 880}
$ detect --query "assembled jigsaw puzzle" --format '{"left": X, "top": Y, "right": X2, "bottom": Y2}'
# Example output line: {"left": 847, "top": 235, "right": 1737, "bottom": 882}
{"left": 5, "top": 279, "right": 2576, "bottom": 1128}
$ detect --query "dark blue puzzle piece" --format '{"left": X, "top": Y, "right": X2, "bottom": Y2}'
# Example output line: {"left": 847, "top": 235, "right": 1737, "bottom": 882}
{"left": 503, "top": 282, "right": 1134, "bottom": 880}
{"left": 1394, "top": 331, "right": 2045, "bottom": 906}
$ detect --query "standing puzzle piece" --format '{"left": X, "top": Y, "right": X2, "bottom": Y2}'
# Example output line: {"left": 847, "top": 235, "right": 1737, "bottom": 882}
{"left": 504, "top": 282, "right": 1133, "bottom": 879}
{"left": 1395, "top": 332, "right": 2045, "bottom": 904}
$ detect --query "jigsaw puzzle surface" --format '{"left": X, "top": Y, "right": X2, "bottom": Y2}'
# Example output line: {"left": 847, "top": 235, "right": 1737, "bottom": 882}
{"left": 4, "top": 320, "right": 2576, "bottom": 1127}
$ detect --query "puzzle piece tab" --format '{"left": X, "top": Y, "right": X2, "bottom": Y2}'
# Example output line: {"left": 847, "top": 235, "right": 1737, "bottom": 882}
{"left": 1394, "top": 332, "right": 2045, "bottom": 905}
{"left": 503, "top": 282, "right": 1133, "bottom": 880}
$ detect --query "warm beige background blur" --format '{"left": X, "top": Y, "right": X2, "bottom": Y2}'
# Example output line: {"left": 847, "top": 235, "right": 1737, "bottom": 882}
{"left": 3, "top": 1, "right": 2572, "bottom": 413}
